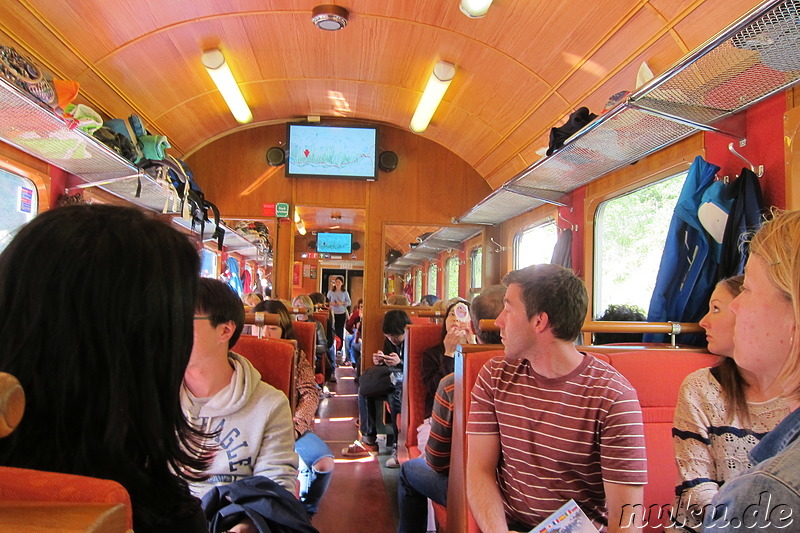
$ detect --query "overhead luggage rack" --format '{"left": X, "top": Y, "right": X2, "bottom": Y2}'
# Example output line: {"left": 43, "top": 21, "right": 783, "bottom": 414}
{"left": 0, "top": 74, "right": 178, "bottom": 213}
{"left": 455, "top": 0, "right": 800, "bottom": 226}
{"left": 387, "top": 225, "right": 482, "bottom": 272}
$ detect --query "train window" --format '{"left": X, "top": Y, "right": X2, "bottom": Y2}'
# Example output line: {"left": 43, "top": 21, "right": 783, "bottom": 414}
{"left": 414, "top": 268, "right": 422, "bottom": 302}
{"left": 445, "top": 256, "right": 459, "bottom": 300}
{"left": 514, "top": 221, "right": 558, "bottom": 269}
{"left": 427, "top": 263, "right": 438, "bottom": 297}
{"left": 470, "top": 247, "right": 482, "bottom": 292}
{"left": 200, "top": 248, "right": 218, "bottom": 278}
{"left": 593, "top": 171, "right": 687, "bottom": 317}
{"left": 0, "top": 169, "right": 37, "bottom": 253}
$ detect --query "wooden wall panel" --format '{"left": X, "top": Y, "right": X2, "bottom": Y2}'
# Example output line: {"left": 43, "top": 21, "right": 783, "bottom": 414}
{"left": 187, "top": 122, "right": 491, "bottom": 360}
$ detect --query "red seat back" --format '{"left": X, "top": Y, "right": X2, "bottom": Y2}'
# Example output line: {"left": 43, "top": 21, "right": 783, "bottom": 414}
{"left": 292, "top": 320, "right": 317, "bottom": 369}
{"left": 447, "top": 347, "right": 504, "bottom": 533}
{"left": 399, "top": 324, "right": 443, "bottom": 460}
{"left": 606, "top": 350, "right": 719, "bottom": 531}
{"left": 233, "top": 336, "right": 297, "bottom": 411}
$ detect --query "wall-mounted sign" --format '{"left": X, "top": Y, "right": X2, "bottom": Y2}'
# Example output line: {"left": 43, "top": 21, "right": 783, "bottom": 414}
{"left": 276, "top": 202, "right": 290, "bottom": 218}
{"left": 262, "top": 203, "right": 276, "bottom": 216}
{"left": 19, "top": 187, "right": 33, "bottom": 213}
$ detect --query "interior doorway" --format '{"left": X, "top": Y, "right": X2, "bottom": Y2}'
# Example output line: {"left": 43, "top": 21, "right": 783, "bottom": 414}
{"left": 322, "top": 268, "right": 363, "bottom": 310}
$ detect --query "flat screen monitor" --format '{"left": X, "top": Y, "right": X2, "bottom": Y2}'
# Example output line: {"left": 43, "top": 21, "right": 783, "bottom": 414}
{"left": 316, "top": 232, "right": 352, "bottom": 254}
{"left": 286, "top": 123, "right": 378, "bottom": 180}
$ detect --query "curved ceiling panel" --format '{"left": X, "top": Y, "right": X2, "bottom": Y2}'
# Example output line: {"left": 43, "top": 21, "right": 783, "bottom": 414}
{"left": 0, "top": 0, "right": 765, "bottom": 188}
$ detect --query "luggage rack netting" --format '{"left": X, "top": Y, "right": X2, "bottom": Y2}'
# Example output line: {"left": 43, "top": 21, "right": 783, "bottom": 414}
{"left": 456, "top": 0, "right": 800, "bottom": 226}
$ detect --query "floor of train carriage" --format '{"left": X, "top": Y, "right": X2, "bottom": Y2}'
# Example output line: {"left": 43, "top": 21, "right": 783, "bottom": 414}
{"left": 312, "top": 363, "right": 401, "bottom": 533}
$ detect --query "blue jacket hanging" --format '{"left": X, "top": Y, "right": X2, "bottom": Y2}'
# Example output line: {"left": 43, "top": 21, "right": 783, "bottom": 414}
{"left": 645, "top": 156, "right": 722, "bottom": 345}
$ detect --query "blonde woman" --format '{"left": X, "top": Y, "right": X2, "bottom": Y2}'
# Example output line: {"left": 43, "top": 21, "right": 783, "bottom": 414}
{"left": 704, "top": 210, "right": 800, "bottom": 531}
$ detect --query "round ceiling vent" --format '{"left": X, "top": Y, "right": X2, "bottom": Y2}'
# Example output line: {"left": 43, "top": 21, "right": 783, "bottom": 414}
{"left": 312, "top": 5, "right": 349, "bottom": 31}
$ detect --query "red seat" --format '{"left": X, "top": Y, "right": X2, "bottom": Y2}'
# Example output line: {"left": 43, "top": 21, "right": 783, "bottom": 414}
{"left": 399, "top": 324, "right": 443, "bottom": 461}
{"left": 0, "top": 372, "right": 132, "bottom": 531}
{"left": 447, "top": 347, "right": 504, "bottom": 533}
{"left": 233, "top": 336, "right": 297, "bottom": 411}
{"left": 606, "top": 350, "right": 719, "bottom": 532}
{"left": 292, "top": 320, "right": 317, "bottom": 369}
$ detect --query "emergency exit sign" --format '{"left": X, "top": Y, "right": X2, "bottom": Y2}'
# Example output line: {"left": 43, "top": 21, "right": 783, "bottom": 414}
{"left": 276, "top": 203, "right": 290, "bottom": 218}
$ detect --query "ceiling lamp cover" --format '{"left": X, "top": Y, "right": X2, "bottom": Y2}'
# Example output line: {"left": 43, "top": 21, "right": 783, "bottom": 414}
{"left": 460, "top": 0, "right": 494, "bottom": 18}
{"left": 312, "top": 5, "right": 349, "bottom": 31}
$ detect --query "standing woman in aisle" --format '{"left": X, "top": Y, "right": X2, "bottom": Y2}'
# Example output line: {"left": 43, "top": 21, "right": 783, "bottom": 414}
{"left": 327, "top": 275, "right": 351, "bottom": 359}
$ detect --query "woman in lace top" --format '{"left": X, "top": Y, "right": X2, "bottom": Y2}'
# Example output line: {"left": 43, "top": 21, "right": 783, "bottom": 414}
{"left": 670, "top": 276, "right": 791, "bottom": 532}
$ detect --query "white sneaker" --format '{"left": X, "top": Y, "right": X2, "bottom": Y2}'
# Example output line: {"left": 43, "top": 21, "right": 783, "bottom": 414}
{"left": 386, "top": 447, "right": 400, "bottom": 468}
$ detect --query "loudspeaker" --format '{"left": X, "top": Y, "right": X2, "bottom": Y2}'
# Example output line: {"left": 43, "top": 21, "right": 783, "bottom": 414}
{"left": 266, "top": 146, "right": 286, "bottom": 167}
{"left": 308, "top": 240, "right": 316, "bottom": 250}
{"left": 352, "top": 241, "right": 361, "bottom": 251}
{"left": 378, "top": 151, "right": 398, "bottom": 172}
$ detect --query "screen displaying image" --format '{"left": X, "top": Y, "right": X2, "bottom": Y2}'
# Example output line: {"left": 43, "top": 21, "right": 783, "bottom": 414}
{"left": 286, "top": 124, "right": 378, "bottom": 179}
{"left": 316, "top": 232, "right": 352, "bottom": 254}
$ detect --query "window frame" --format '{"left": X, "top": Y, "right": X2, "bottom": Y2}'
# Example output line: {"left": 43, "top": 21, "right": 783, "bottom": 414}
{"left": 445, "top": 255, "right": 459, "bottom": 300}
{"left": 469, "top": 246, "right": 482, "bottom": 294}
{"left": 513, "top": 219, "right": 558, "bottom": 270}
{"left": 582, "top": 142, "right": 702, "bottom": 331}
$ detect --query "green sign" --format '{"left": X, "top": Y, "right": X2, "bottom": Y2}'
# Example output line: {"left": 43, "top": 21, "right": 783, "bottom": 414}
{"left": 276, "top": 202, "right": 290, "bottom": 218}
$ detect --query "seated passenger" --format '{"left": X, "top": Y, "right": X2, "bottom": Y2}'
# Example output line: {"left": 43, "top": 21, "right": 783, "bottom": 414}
{"left": 467, "top": 264, "right": 647, "bottom": 532}
{"left": 387, "top": 294, "right": 410, "bottom": 306}
{"left": 397, "top": 285, "right": 505, "bottom": 533}
{"left": 704, "top": 211, "right": 800, "bottom": 531}
{"left": 254, "top": 299, "right": 334, "bottom": 517}
{"left": 310, "top": 291, "right": 337, "bottom": 384}
{"left": 0, "top": 205, "right": 211, "bottom": 532}
{"left": 670, "top": 276, "right": 790, "bottom": 531}
{"left": 293, "top": 294, "right": 329, "bottom": 380}
{"left": 419, "top": 294, "right": 439, "bottom": 307}
{"left": 345, "top": 299, "right": 363, "bottom": 374}
{"left": 422, "top": 299, "right": 476, "bottom": 419}
{"left": 344, "top": 310, "right": 412, "bottom": 467}
{"left": 593, "top": 303, "right": 646, "bottom": 344}
{"left": 182, "top": 279, "right": 298, "bottom": 501}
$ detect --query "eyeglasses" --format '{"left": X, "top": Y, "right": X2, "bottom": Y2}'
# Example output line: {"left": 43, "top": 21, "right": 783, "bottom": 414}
{"left": 193, "top": 316, "right": 212, "bottom": 320}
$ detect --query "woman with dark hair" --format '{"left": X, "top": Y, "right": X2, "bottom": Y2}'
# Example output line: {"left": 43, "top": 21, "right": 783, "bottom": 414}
{"left": 671, "top": 275, "right": 791, "bottom": 531}
{"left": 0, "top": 205, "right": 211, "bottom": 532}
{"left": 254, "top": 300, "right": 334, "bottom": 517}
{"left": 422, "top": 299, "right": 475, "bottom": 418}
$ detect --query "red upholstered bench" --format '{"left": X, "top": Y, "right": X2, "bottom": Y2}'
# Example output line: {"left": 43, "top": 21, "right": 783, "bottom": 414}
{"left": 233, "top": 336, "right": 298, "bottom": 412}
{"left": 399, "top": 324, "right": 443, "bottom": 461}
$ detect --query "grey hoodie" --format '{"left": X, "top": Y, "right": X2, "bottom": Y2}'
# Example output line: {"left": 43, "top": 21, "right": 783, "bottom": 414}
{"left": 181, "top": 352, "right": 299, "bottom": 497}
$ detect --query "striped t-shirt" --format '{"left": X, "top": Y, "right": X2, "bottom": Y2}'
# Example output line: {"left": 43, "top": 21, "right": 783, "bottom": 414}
{"left": 467, "top": 354, "right": 647, "bottom": 530}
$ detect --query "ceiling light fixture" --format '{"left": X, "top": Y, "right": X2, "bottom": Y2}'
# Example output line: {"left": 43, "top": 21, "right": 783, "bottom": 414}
{"left": 410, "top": 61, "right": 456, "bottom": 134}
{"left": 312, "top": 5, "right": 349, "bottom": 31}
{"left": 460, "top": 0, "right": 494, "bottom": 18}
{"left": 202, "top": 49, "right": 253, "bottom": 124}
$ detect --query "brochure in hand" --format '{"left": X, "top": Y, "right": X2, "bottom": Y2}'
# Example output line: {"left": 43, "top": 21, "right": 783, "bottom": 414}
{"left": 528, "top": 499, "right": 599, "bottom": 533}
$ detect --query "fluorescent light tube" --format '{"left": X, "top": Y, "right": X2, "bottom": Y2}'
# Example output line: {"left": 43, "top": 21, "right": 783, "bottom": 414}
{"left": 202, "top": 49, "right": 253, "bottom": 124}
{"left": 410, "top": 61, "right": 456, "bottom": 134}
{"left": 460, "top": 0, "right": 494, "bottom": 17}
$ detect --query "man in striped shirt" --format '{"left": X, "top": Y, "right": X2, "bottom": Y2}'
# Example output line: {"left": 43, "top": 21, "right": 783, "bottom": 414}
{"left": 397, "top": 286, "right": 505, "bottom": 533}
{"left": 467, "top": 264, "right": 647, "bottom": 532}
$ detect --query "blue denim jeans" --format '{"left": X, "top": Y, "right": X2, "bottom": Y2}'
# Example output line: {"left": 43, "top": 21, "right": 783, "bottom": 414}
{"left": 397, "top": 457, "right": 448, "bottom": 533}
{"left": 295, "top": 432, "right": 334, "bottom": 515}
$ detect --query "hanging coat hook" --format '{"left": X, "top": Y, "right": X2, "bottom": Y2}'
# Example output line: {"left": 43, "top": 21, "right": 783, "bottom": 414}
{"left": 558, "top": 212, "right": 578, "bottom": 232}
{"left": 728, "top": 142, "right": 763, "bottom": 177}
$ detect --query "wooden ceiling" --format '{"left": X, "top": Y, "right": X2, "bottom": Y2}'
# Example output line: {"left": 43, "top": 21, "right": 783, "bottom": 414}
{"left": 294, "top": 205, "right": 365, "bottom": 232}
{"left": 0, "top": 0, "right": 763, "bottom": 190}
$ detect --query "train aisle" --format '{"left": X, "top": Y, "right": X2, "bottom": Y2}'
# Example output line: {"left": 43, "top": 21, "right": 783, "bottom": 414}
{"left": 311, "top": 365, "right": 400, "bottom": 533}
